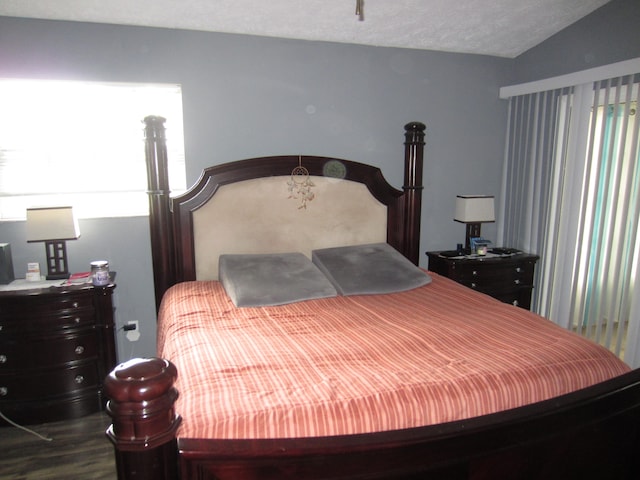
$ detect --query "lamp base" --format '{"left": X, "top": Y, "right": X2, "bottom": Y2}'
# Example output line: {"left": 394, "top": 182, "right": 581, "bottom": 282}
{"left": 44, "top": 240, "right": 71, "bottom": 280}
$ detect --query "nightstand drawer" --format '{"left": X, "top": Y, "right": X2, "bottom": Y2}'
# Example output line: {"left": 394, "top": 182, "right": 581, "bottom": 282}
{"left": 489, "top": 289, "right": 537, "bottom": 308}
{"left": 426, "top": 252, "right": 539, "bottom": 310}
{"left": 0, "top": 331, "right": 98, "bottom": 370}
{"left": 456, "top": 263, "right": 535, "bottom": 290}
{"left": 0, "top": 362, "right": 99, "bottom": 400}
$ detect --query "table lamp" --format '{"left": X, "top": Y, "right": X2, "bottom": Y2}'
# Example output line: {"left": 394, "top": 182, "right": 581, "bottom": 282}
{"left": 454, "top": 195, "right": 495, "bottom": 251}
{"left": 26, "top": 206, "right": 80, "bottom": 280}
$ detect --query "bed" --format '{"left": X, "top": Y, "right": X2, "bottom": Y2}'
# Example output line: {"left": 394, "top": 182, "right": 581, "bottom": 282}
{"left": 104, "top": 117, "right": 640, "bottom": 480}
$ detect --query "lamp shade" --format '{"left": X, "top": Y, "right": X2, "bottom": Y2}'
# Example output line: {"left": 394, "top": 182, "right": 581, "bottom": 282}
{"left": 26, "top": 206, "right": 81, "bottom": 242}
{"left": 454, "top": 195, "right": 495, "bottom": 223}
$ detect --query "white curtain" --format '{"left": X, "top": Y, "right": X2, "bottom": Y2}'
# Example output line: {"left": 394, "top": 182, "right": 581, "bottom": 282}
{"left": 500, "top": 72, "right": 640, "bottom": 367}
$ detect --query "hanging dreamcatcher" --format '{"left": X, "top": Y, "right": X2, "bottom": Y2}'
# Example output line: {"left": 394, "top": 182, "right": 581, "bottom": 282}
{"left": 287, "top": 156, "right": 315, "bottom": 209}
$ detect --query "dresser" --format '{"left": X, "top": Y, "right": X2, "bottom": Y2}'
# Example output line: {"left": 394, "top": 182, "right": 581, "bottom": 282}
{"left": 426, "top": 252, "right": 539, "bottom": 309}
{"left": 0, "top": 280, "right": 116, "bottom": 425}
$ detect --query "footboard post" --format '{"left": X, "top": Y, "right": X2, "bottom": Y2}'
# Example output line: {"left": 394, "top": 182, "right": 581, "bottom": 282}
{"left": 104, "top": 358, "right": 182, "bottom": 480}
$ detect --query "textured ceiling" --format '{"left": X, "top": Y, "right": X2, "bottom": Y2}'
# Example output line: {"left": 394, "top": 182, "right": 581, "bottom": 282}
{"left": 0, "top": 0, "right": 611, "bottom": 58}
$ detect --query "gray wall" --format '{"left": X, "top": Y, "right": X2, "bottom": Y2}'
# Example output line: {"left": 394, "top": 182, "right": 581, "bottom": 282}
{"left": 0, "top": 0, "right": 637, "bottom": 360}
{"left": 513, "top": 0, "right": 640, "bottom": 83}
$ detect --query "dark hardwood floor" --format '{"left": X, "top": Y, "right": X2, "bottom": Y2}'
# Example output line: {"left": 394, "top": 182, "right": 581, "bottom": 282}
{"left": 0, "top": 411, "right": 116, "bottom": 479}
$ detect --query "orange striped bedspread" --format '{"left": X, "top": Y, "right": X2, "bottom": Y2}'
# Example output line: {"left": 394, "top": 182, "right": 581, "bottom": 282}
{"left": 157, "top": 272, "right": 630, "bottom": 439}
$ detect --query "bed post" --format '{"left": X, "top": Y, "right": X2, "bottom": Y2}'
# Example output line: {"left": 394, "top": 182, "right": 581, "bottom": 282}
{"left": 402, "top": 121, "right": 426, "bottom": 265}
{"left": 144, "top": 116, "right": 176, "bottom": 312}
{"left": 104, "top": 358, "right": 181, "bottom": 480}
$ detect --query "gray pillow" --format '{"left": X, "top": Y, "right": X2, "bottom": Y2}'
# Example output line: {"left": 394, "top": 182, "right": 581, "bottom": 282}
{"left": 219, "top": 253, "right": 338, "bottom": 307}
{"left": 311, "top": 243, "right": 432, "bottom": 296}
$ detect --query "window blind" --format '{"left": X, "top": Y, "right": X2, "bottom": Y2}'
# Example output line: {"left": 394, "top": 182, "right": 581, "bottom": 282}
{"left": 501, "top": 71, "right": 640, "bottom": 367}
{"left": 0, "top": 79, "right": 186, "bottom": 220}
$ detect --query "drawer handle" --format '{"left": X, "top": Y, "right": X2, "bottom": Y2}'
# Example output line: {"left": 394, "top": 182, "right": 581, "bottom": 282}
{"left": 514, "top": 279, "right": 521, "bottom": 285}
{"left": 75, "top": 346, "right": 85, "bottom": 355}
{"left": 471, "top": 282, "right": 477, "bottom": 289}
{"left": 72, "top": 301, "right": 79, "bottom": 308}
{"left": 0, "top": 386, "right": 7, "bottom": 396}
{"left": 74, "top": 317, "right": 81, "bottom": 324}
{"left": 472, "top": 270, "right": 478, "bottom": 276}
{"left": 75, "top": 375, "right": 85, "bottom": 384}
{"left": 515, "top": 267, "right": 522, "bottom": 273}
{"left": 513, "top": 300, "right": 520, "bottom": 306}
{"left": 0, "top": 354, "right": 6, "bottom": 364}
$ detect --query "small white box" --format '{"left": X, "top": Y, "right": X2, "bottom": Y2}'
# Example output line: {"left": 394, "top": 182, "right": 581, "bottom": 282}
{"left": 26, "top": 262, "right": 41, "bottom": 282}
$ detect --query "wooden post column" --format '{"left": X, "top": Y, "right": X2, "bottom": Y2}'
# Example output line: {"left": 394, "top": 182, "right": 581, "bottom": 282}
{"left": 104, "top": 358, "right": 181, "bottom": 480}
{"left": 144, "top": 116, "right": 176, "bottom": 312}
{"left": 402, "top": 121, "right": 425, "bottom": 265}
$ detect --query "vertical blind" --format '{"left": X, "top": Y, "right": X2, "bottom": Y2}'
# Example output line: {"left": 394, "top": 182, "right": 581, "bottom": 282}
{"left": 501, "top": 72, "right": 640, "bottom": 367}
{"left": 577, "top": 78, "right": 639, "bottom": 361}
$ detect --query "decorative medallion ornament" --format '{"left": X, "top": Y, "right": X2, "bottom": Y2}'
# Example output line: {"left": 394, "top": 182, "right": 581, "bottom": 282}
{"left": 287, "top": 156, "right": 315, "bottom": 209}
{"left": 323, "top": 159, "right": 347, "bottom": 179}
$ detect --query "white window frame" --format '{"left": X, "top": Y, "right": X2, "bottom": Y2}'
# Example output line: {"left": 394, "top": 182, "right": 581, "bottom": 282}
{"left": 0, "top": 79, "right": 186, "bottom": 220}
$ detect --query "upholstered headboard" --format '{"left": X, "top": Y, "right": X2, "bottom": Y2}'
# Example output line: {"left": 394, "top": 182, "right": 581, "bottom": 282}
{"left": 143, "top": 117, "right": 425, "bottom": 310}
{"left": 192, "top": 176, "right": 387, "bottom": 280}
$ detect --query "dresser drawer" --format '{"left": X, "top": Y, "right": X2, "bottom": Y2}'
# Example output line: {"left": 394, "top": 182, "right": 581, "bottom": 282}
{"left": 0, "top": 291, "right": 94, "bottom": 318}
{"left": 0, "top": 310, "right": 96, "bottom": 333}
{"left": 0, "top": 293, "right": 96, "bottom": 333}
{"left": 0, "top": 362, "right": 99, "bottom": 401}
{"left": 0, "top": 331, "right": 98, "bottom": 370}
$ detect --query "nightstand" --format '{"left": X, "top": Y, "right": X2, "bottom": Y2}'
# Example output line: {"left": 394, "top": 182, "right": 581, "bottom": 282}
{"left": 0, "top": 279, "right": 116, "bottom": 425}
{"left": 426, "top": 251, "right": 539, "bottom": 309}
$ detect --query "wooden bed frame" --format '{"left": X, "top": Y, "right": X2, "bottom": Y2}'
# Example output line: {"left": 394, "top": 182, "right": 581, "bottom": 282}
{"left": 105, "top": 117, "right": 640, "bottom": 480}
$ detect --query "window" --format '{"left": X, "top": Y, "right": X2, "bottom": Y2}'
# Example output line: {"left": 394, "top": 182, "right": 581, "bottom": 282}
{"left": 0, "top": 79, "right": 186, "bottom": 220}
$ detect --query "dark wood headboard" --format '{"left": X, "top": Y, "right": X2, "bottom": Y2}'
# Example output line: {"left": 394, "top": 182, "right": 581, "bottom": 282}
{"left": 143, "top": 117, "right": 426, "bottom": 311}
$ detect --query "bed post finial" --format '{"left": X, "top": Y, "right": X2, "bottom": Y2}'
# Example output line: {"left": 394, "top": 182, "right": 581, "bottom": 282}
{"left": 144, "top": 116, "right": 176, "bottom": 312}
{"left": 403, "top": 122, "right": 426, "bottom": 265}
{"left": 105, "top": 358, "right": 181, "bottom": 480}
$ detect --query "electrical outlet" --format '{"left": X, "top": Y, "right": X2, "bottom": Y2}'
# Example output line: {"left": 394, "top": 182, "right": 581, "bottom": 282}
{"left": 125, "top": 320, "right": 140, "bottom": 342}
